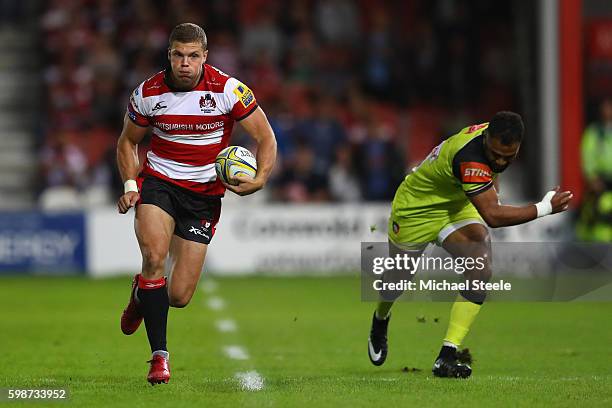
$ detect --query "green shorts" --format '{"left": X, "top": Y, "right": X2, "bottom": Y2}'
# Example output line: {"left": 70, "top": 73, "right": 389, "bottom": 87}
{"left": 388, "top": 200, "right": 484, "bottom": 250}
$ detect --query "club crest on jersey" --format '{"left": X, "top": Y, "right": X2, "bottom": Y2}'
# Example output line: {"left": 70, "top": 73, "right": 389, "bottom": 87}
{"left": 199, "top": 94, "right": 217, "bottom": 113}
{"left": 233, "top": 83, "right": 254, "bottom": 108}
{"left": 460, "top": 162, "right": 492, "bottom": 183}
{"left": 467, "top": 123, "right": 488, "bottom": 133}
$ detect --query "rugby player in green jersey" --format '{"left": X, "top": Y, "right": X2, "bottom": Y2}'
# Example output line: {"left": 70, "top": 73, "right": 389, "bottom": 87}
{"left": 367, "top": 111, "right": 573, "bottom": 378}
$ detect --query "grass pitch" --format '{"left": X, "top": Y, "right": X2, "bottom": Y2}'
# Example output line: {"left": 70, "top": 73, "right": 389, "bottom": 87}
{"left": 1, "top": 275, "right": 611, "bottom": 407}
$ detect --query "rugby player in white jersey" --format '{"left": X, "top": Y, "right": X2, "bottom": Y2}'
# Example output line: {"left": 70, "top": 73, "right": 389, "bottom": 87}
{"left": 116, "top": 23, "right": 277, "bottom": 385}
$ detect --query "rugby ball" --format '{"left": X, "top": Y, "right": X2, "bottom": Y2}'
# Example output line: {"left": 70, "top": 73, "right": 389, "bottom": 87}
{"left": 215, "top": 146, "right": 257, "bottom": 185}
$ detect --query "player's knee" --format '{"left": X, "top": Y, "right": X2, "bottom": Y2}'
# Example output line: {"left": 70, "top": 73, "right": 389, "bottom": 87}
{"left": 462, "top": 225, "right": 490, "bottom": 244}
{"left": 479, "top": 255, "right": 493, "bottom": 282}
{"left": 169, "top": 299, "right": 189, "bottom": 308}
{"left": 141, "top": 248, "right": 167, "bottom": 274}
{"left": 169, "top": 291, "right": 193, "bottom": 308}
{"left": 464, "top": 263, "right": 492, "bottom": 283}
{"left": 480, "top": 264, "right": 493, "bottom": 282}
{"left": 169, "top": 295, "right": 189, "bottom": 308}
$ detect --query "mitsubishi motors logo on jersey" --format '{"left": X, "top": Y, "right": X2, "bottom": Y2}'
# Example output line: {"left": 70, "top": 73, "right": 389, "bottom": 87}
{"left": 460, "top": 162, "right": 492, "bottom": 183}
{"left": 199, "top": 94, "right": 217, "bottom": 113}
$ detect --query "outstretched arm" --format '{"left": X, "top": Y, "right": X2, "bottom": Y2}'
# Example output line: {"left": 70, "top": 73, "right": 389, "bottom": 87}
{"left": 224, "top": 107, "right": 277, "bottom": 196}
{"left": 470, "top": 186, "right": 572, "bottom": 228}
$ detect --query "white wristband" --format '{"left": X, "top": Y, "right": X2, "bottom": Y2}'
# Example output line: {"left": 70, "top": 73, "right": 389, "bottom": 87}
{"left": 124, "top": 179, "right": 139, "bottom": 194}
{"left": 535, "top": 190, "right": 555, "bottom": 217}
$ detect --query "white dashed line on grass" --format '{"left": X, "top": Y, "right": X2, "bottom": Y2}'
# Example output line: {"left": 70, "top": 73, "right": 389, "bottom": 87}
{"left": 215, "top": 318, "right": 238, "bottom": 333}
{"left": 206, "top": 296, "right": 225, "bottom": 310}
{"left": 235, "top": 370, "right": 265, "bottom": 391}
{"left": 201, "top": 279, "right": 218, "bottom": 294}
{"left": 202, "top": 280, "right": 266, "bottom": 391}
{"left": 223, "top": 345, "right": 250, "bottom": 360}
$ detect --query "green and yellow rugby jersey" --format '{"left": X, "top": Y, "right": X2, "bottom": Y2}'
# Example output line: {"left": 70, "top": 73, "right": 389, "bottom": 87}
{"left": 389, "top": 123, "right": 497, "bottom": 244}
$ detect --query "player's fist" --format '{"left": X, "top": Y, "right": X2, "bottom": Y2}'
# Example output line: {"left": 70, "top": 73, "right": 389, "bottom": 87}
{"left": 550, "top": 186, "right": 573, "bottom": 214}
{"left": 118, "top": 191, "right": 140, "bottom": 214}
{"left": 222, "top": 174, "right": 264, "bottom": 196}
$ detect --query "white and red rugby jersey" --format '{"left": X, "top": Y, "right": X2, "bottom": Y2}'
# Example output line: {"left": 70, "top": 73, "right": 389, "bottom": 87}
{"left": 127, "top": 64, "right": 258, "bottom": 196}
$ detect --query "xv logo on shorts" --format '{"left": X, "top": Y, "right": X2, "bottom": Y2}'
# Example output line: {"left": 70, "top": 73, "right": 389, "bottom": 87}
{"left": 189, "top": 226, "right": 210, "bottom": 240}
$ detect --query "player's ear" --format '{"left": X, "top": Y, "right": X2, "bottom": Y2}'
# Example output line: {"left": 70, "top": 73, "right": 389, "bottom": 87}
{"left": 167, "top": 48, "right": 171, "bottom": 62}
{"left": 202, "top": 49, "right": 208, "bottom": 62}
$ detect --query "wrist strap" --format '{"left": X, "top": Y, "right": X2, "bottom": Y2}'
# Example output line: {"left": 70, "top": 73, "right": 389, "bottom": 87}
{"left": 535, "top": 190, "right": 555, "bottom": 217}
{"left": 124, "top": 179, "right": 139, "bottom": 194}
{"left": 535, "top": 201, "right": 551, "bottom": 218}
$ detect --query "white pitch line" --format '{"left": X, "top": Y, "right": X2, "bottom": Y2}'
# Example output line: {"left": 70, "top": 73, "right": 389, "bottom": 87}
{"left": 206, "top": 296, "right": 225, "bottom": 311}
{"left": 235, "top": 370, "right": 265, "bottom": 391}
{"left": 201, "top": 284, "right": 266, "bottom": 392}
{"left": 215, "top": 318, "right": 237, "bottom": 333}
{"left": 201, "top": 279, "right": 218, "bottom": 294}
{"left": 223, "top": 345, "right": 250, "bottom": 360}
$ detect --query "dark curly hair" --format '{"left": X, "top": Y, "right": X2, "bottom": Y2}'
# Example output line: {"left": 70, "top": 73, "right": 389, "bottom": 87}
{"left": 487, "top": 111, "right": 524, "bottom": 145}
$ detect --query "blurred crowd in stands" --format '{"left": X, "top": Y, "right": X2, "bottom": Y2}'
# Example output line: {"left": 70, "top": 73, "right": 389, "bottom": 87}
{"left": 40, "top": 0, "right": 519, "bottom": 204}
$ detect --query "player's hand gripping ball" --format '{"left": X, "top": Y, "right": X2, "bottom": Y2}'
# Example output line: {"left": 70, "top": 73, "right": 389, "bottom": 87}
{"left": 215, "top": 146, "right": 257, "bottom": 185}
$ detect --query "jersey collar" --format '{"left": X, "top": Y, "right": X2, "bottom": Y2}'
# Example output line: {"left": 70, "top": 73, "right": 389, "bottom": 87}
{"left": 163, "top": 64, "right": 205, "bottom": 92}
